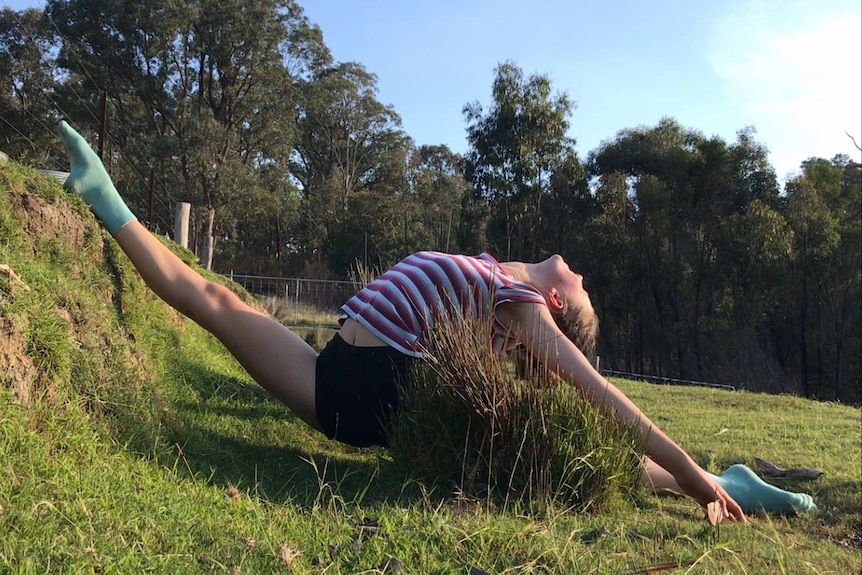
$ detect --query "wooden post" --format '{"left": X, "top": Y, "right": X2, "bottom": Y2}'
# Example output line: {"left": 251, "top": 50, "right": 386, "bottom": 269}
{"left": 97, "top": 91, "right": 107, "bottom": 161}
{"left": 147, "top": 167, "right": 154, "bottom": 227}
{"left": 201, "top": 206, "right": 215, "bottom": 270}
{"left": 174, "top": 202, "right": 191, "bottom": 248}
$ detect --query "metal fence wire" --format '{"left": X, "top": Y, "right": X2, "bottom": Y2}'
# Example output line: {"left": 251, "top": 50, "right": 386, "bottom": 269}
{"left": 225, "top": 273, "right": 362, "bottom": 313}
{"left": 224, "top": 274, "right": 736, "bottom": 391}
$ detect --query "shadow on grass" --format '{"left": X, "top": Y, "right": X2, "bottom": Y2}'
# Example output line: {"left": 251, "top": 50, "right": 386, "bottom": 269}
{"left": 114, "top": 343, "right": 859, "bottom": 532}
{"left": 132, "top": 357, "right": 418, "bottom": 509}
{"left": 165, "top": 415, "right": 383, "bottom": 506}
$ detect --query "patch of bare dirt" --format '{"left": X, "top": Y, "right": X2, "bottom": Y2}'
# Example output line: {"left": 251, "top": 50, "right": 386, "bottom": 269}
{"left": 0, "top": 188, "right": 97, "bottom": 404}
{"left": 0, "top": 303, "right": 37, "bottom": 405}
{"left": 16, "top": 191, "right": 92, "bottom": 255}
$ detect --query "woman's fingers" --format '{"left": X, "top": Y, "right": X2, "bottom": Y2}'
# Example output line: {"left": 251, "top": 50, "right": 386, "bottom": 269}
{"left": 720, "top": 490, "right": 747, "bottom": 522}
{"left": 680, "top": 467, "right": 748, "bottom": 523}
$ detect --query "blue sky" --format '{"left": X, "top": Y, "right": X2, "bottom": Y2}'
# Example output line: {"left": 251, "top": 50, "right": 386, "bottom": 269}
{"left": 5, "top": 0, "right": 861, "bottom": 182}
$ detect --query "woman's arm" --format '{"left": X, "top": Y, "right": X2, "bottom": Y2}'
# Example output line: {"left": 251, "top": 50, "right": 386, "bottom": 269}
{"left": 499, "top": 302, "right": 746, "bottom": 521}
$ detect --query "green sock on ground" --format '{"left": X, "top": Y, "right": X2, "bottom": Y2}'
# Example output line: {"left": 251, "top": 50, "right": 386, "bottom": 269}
{"left": 708, "top": 464, "right": 817, "bottom": 514}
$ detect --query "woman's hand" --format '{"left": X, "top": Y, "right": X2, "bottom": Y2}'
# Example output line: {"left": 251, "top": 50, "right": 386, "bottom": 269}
{"left": 500, "top": 302, "right": 749, "bottom": 524}
{"left": 676, "top": 463, "right": 748, "bottom": 522}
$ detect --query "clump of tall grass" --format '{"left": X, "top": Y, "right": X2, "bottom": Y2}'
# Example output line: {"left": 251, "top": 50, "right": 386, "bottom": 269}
{"left": 387, "top": 313, "right": 644, "bottom": 513}
{"left": 260, "top": 295, "right": 293, "bottom": 324}
{"left": 258, "top": 296, "right": 337, "bottom": 351}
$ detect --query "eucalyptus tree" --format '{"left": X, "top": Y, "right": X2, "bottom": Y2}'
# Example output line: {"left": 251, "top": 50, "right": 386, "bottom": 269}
{"left": 464, "top": 61, "right": 576, "bottom": 261}
{"left": 589, "top": 120, "right": 783, "bottom": 384}
{"left": 0, "top": 8, "right": 63, "bottom": 165}
{"left": 708, "top": 130, "right": 791, "bottom": 390}
{"left": 406, "top": 144, "right": 471, "bottom": 253}
{"left": 683, "top": 130, "right": 783, "bottom": 380}
{"left": 782, "top": 156, "right": 861, "bottom": 401}
{"left": 46, "top": 0, "right": 323, "bottom": 269}
{"left": 589, "top": 119, "right": 702, "bottom": 376}
{"left": 291, "top": 61, "right": 409, "bottom": 270}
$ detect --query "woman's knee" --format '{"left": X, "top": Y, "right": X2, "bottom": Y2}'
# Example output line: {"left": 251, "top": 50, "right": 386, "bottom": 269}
{"left": 185, "top": 281, "right": 244, "bottom": 327}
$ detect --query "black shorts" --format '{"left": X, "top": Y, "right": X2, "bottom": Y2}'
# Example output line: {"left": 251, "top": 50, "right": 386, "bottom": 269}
{"left": 315, "top": 333, "right": 411, "bottom": 448}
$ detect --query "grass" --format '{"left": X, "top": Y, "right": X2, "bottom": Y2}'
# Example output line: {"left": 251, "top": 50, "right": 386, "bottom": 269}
{"left": 0, "top": 161, "right": 860, "bottom": 573}
{"left": 259, "top": 297, "right": 339, "bottom": 350}
{"left": 387, "top": 314, "right": 643, "bottom": 516}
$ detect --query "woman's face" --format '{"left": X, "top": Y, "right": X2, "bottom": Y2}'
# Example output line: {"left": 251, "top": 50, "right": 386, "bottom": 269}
{"left": 541, "top": 254, "right": 592, "bottom": 312}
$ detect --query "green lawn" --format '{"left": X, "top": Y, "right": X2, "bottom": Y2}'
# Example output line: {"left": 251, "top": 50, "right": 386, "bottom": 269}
{"left": 1, "top": 163, "right": 860, "bottom": 574}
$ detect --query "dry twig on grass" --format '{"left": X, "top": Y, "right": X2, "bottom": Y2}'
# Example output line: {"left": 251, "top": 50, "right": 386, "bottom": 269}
{"left": 754, "top": 457, "right": 823, "bottom": 480}
{"left": 0, "top": 264, "right": 31, "bottom": 292}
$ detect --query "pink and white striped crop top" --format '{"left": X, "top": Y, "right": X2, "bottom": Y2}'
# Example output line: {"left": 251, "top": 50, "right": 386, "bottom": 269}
{"left": 341, "top": 251, "right": 547, "bottom": 358}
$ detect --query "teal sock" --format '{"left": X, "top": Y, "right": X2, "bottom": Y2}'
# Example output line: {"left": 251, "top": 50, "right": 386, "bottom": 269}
{"left": 708, "top": 464, "right": 817, "bottom": 514}
{"left": 59, "top": 120, "right": 135, "bottom": 235}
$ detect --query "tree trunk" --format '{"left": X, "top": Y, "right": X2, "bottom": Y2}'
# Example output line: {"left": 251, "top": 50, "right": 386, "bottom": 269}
{"left": 201, "top": 206, "right": 216, "bottom": 270}
{"left": 174, "top": 202, "right": 191, "bottom": 248}
{"left": 800, "top": 273, "right": 810, "bottom": 397}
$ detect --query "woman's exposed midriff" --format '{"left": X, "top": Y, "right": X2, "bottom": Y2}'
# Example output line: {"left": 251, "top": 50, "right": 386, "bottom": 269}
{"left": 338, "top": 317, "right": 389, "bottom": 347}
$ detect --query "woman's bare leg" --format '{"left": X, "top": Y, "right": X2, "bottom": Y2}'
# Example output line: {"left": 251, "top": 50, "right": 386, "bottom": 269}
{"left": 57, "top": 120, "right": 320, "bottom": 431}
{"left": 114, "top": 221, "right": 321, "bottom": 431}
{"left": 641, "top": 456, "right": 684, "bottom": 494}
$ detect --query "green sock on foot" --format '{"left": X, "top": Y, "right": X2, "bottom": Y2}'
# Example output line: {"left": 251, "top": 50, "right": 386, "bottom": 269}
{"left": 59, "top": 120, "right": 136, "bottom": 235}
{"left": 708, "top": 464, "right": 817, "bottom": 514}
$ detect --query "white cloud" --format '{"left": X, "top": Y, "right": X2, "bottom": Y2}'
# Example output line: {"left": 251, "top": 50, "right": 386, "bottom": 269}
{"left": 709, "top": 1, "right": 862, "bottom": 181}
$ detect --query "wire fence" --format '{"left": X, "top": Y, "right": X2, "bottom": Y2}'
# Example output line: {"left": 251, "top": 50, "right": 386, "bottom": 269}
{"left": 600, "top": 370, "right": 737, "bottom": 391}
{"left": 224, "top": 273, "right": 361, "bottom": 314}
{"left": 225, "top": 274, "right": 738, "bottom": 391}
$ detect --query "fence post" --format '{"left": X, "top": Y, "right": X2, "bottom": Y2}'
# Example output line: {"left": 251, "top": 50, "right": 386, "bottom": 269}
{"left": 174, "top": 202, "right": 191, "bottom": 248}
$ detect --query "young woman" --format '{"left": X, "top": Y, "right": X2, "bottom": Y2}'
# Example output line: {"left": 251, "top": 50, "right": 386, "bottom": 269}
{"left": 56, "top": 120, "right": 817, "bottom": 522}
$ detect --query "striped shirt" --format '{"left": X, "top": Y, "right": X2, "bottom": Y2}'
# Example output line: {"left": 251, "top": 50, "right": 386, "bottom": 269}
{"left": 341, "top": 251, "right": 547, "bottom": 358}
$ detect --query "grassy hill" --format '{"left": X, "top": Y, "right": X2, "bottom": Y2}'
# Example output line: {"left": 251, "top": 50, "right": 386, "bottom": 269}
{"left": 1, "top": 161, "right": 860, "bottom": 574}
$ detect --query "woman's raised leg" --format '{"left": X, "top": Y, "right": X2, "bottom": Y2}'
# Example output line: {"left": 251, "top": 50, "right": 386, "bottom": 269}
{"left": 114, "top": 221, "right": 321, "bottom": 431}
{"left": 59, "top": 120, "right": 320, "bottom": 431}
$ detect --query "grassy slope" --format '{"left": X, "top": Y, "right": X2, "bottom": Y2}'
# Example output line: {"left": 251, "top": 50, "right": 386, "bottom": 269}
{"left": 0, "top": 163, "right": 859, "bottom": 574}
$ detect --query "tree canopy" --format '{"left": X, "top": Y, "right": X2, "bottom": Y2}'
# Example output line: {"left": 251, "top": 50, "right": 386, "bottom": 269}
{"left": 1, "top": 2, "right": 859, "bottom": 402}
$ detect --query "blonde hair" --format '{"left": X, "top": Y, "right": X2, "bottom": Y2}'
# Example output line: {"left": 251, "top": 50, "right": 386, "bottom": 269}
{"left": 550, "top": 304, "right": 599, "bottom": 362}
{"left": 514, "top": 301, "right": 599, "bottom": 379}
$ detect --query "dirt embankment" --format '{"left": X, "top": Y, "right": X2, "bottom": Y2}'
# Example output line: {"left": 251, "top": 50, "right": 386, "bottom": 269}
{"left": 0, "top": 165, "right": 116, "bottom": 405}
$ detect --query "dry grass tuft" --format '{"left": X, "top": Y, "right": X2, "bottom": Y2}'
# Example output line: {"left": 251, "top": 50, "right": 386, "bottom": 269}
{"left": 278, "top": 544, "right": 301, "bottom": 567}
{"left": 387, "top": 313, "right": 644, "bottom": 513}
{"left": 349, "top": 261, "right": 383, "bottom": 289}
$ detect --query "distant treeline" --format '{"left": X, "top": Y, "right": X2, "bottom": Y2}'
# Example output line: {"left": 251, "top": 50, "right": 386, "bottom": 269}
{"left": 1, "top": 1, "right": 859, "bottom": 402}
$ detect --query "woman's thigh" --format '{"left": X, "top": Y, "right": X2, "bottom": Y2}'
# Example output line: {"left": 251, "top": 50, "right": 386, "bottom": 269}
{"left": 193, "top": 283, "right": 321, "bottom": 431}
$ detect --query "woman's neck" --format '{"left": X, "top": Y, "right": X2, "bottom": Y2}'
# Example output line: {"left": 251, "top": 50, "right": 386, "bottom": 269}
{"left": 498, "top": 261, "right": 532, "bottom": 284}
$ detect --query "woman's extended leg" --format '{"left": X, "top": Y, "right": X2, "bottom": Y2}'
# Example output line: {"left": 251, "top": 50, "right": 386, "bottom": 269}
{"left": 113, "top": 221, "right": 321, "bottom": 431}
{"left": 58, "top": 120, "right": 320, "bottom": 431}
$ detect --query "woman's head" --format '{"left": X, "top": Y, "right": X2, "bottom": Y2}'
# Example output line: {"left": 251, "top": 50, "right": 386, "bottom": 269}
{"left": 533, "top": 254, "right": 599, "bottom": 358}
{"left": 550, "top": 302, "right": 598, "bottom": 360}
{"left": 513, "top": 272, "right": 598, "bottom": 379}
